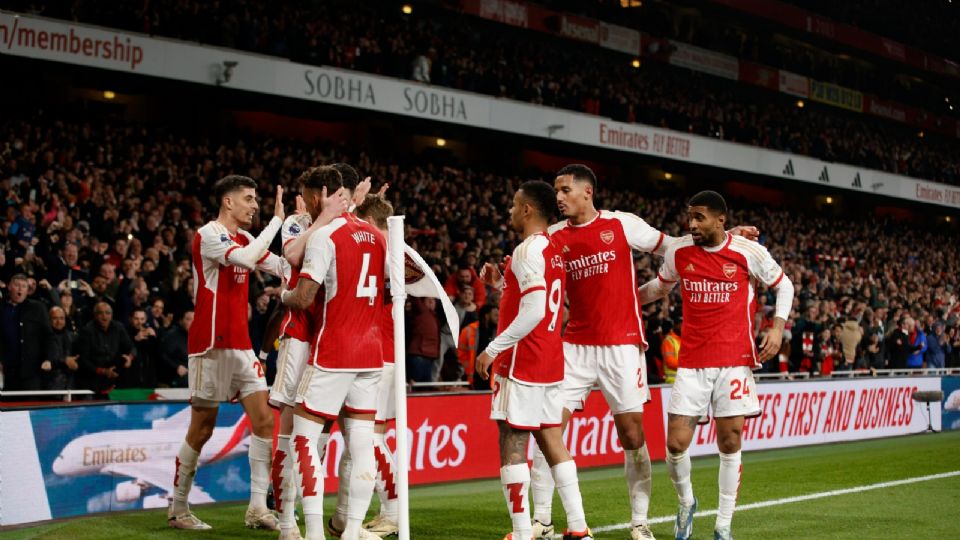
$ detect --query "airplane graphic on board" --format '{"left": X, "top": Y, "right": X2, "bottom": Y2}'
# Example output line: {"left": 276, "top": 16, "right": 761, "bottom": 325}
{"left": 52, "top": 407, "right": 251, "bottom": 508}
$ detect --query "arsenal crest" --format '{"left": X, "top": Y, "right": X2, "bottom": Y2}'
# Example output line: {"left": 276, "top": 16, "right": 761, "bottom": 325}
{"left": 723, "top": 263, "right": 737, "bottom": 279}
{"left": 600, "top": 230, "right": 615, "bottom": 245}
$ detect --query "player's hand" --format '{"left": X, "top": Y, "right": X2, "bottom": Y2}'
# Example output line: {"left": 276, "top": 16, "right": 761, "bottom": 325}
{"left": 479, "top": 261, "right": 503, "bottom": 286}
{"left": 730, "top": 225, "right": 760, "bottom": 242}
{"left": 352, "top": 176, "right": 373, "bottom": 207}
{"left": 294, "top": 195, "right": 308, "bottom": 216}
{"left": 318, "top": 187, "right": 350, "bottom": 225}
{"left": 476, "top": 351, "right": 495, "bottom": 380}
{"left": 758, "top": 327, "right": 783, "bottom": 362}
{"left": 274, "top": 185, "right": 285, "bottom": 221}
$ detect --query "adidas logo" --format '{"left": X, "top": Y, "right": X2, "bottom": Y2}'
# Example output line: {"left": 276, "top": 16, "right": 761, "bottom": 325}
{"left": 852, "top": 173, "right": 862, "bottom": 188}
{"left": 685, "top": 263, "right": 696, "bottom": 272}
{"left": 818, "top": 166, "right": 830, "bottom": 183}
{"left": 782, "top": 159, "right": 795, "bottom": 176}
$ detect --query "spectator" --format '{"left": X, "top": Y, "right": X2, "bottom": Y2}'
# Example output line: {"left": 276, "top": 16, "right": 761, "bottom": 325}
{"left": 160, "top": 310, "right": 192, "bottom": 387}
{"left": 124, "top": 308, "right": 159, "bottom": 388}
{"left": 44, "top": 306, "right": 79, "bottom": 392}
{"left": 453, "top": 285, "right": 479, "bottom": 328}
{"left": 445, "top": 267, "right": 487, "bottom": 308}
{"left": 408, "top": 297, "right": 441, "bottom": 384}
{"left": 790, "top": 303, "right": 822, "bottom": 373}
{"left": 925, "top": 321, "right": 951, "bottom": 369}
{"left": 0, "top": 274, "right": 53, "bottom": 392}
{"left": 660, "top": 318, "right": 681, "bottom": 384}
{"left": 860, "top": 333, "right": 885, "bottom": 370}
{"left": 412, "top": 48, "right": 435, "bottom": 83}
{"left": 457, "top": 304, "right": 499, "bottom": 388}
{"left": 888, "top": 317, "right": 913, "bottom": 369}
{"left": 75, "top": 301, "right": 134, "bottom": 398}
{"left": 906, "top": 317, "right": 927, "bottom": 368}
{"left": 45, "top": 242, "right": 89, "bottom": 289}
{"left": 839, "top": 318, "right": 862, "bottom": 370}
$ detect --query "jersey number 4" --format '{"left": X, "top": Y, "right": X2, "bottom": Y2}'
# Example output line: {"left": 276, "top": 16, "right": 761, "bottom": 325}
{"left": 356, "top": 253, "right": 378, "bottom": 306}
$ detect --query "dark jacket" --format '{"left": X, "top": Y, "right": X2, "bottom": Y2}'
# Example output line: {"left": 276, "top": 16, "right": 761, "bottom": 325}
{"left": 887, "top": 329, "right": 913, "bottom": 370}
{"left": 160, "top": 325, "right": 189, "bottom": 387}
{"left": 75, "top": 320, "right": 134, "bottom": 395}
{"left": 0, "top": 298, "right": 53, "bottom": 391}
{"left": 45, "top": 327, "right": 78, "bottom": 391}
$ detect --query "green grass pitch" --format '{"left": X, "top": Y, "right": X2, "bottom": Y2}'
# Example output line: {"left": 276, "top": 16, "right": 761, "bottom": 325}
{"left": 5, "top": 431, "right": 960, "bottom": 539}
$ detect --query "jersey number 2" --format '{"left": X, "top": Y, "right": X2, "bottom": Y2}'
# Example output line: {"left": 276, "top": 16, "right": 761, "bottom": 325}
{"left": 356, "top": 253, "right": 378, "bottom": 306}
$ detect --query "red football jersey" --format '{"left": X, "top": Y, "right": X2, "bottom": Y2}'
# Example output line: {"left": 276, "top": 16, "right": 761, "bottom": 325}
{"left": 658, "top": 234, "right": 785, "bottom": 369}
{"left": 280, "top": 214, "right": 313, "bottom": 341}
{"left": 382, "top": 292, "right": 395, "bottom": 364}
{"left": 189, "top": 220, "right": 275, "bottom": 355}
{"left": 548, "top": 210, "right": 667, "bottom": 348}
{"left": 300, "top": 214, "right": 386, "bottom": 371}
{"left": 494, "top": 233, "right": 566, "bottom": 385}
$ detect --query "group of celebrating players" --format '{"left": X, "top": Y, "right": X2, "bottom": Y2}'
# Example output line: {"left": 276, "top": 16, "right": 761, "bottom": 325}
{"left": 166, "top": 161, "right": 793, "bottom": 540}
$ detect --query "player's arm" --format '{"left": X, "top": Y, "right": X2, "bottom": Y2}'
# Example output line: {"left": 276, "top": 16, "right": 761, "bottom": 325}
{"left": 280, "top": 230, "right": 335, "bottom": 310}
{"left": 203, "top": 185, "right": 285, "bottom": 270}
{"left": 616, "top": 211, "right": 759, "bottom": 256}
{"left": 638, "top": 245, "right": 679, "bottom": 305}
{"left": 749, "top": 244, "right": 795, "bottom": 362}
{"left": 284, "top": 187, "right": 349, "bottom": 267}
{"left": 476, "top": 243, "right": 546, "bottom": 379}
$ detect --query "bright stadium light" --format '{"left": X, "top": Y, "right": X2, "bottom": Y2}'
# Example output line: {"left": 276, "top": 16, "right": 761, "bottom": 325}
{"left": 947, "top": 216, "right": 953, "bottom": 223}
{"left": 631, "top": 58, "right": 641, "bottom": 68}
{"left": 103, "top": 90, "right": 116, "bottom": 100}
{"left": 826, "top": 196, "right": 833, "bottom": 204}
{"left": 796, "top": 100, "right": 805, "bottom": 108}
{"left": 663, "top": 172, "right": 673, "bottom": 180}
{"left": 402, "top": 4, "right": 413, "bottom": 14}
{"left": 436, "top": 138, "right": 447, "bottom": 147}
{"left": 918, "top": 131, "right": 925, "bottom": 138}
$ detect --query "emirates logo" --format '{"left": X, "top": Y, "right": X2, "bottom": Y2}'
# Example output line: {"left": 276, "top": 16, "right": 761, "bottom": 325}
{"left": 600, "top": 230, "right": 615, "bottom": 244}
{"left": 723, "top": 263, "right": 737, "bottom": 278}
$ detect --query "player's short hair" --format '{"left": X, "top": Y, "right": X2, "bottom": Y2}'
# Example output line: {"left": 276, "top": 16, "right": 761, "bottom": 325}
{"left": 687, "top": 190, "right": 728, "bottom": 216}
{"left": 331, "top": 163, "right": 360, "bottom": 192}
{"left": 298, "top": 165, "right": 343, "bottom": 193}
{"left": 518, "top": 180, "right": 557, "bottom": 222}
{"left": 556, "top": 164, "right": 597, "bottom": 190}
{"left": 213, "top": 175, "right": 257, "bottom": 207}
{"left": 355, "top": 195, "right": 394, "bottom": 229}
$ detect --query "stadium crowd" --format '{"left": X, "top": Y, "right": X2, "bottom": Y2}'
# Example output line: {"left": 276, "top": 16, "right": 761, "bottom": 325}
{"left": 1, "top": 113, "right": 958, "bottom": 399}
{"left": 7, "top": 0, "right": 960, "bottom": 186}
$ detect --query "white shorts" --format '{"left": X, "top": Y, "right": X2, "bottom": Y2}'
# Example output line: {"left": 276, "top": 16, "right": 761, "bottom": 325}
{"left": 269, "top": 337, "right": 310, "bottom": 408}
{"left": 561, "top": 343, "right": 650, "bottom": 415}
{"left": 667, "top": 366, "right": 761, "bottom": 419}
{"left": 189, "top": 348, "right": 267, "bottom": 406}
{"left": 375, "top": 363, "right": 396, "bottom": 423}
{"left": 490, "top": 375, "right": 563, "bottom": 430}
{"left": 297, "top": 367, "right": 381, "bottom": 420}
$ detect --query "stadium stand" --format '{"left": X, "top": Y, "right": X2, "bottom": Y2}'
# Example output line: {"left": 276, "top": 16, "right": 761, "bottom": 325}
{"left": 1, "top": 110, "right": 958, "bottom": 396}
{"left": 7, "top": 0, "right": 960, "bottom": 185}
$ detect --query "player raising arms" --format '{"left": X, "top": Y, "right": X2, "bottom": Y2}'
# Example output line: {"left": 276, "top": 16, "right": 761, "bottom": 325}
{"left": 269, "top": 166, "right": 352, "bottom": 540}
{"left": 281, "top": 165, "right": 384, "bottom": 540}
{"left": 169, "top": 175, "right": 290, "bottom": 531}
{"left": 533, "top": 165, "right": 758, "bottom": 540}
{"left": 476, "top": 180, "right": 593, "bottom": 540}
{"left": 638, "top": 191, "right": 794, "bottom": 540}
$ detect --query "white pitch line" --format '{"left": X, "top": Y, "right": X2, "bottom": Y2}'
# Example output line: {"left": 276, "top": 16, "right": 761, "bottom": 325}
{"left": 554, "top": 470, "right": 960, "bottom": 536}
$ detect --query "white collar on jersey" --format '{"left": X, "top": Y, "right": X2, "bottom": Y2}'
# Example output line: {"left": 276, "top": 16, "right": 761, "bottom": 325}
{"left": 567, "top": 209, "right": 602, "bottom": 228}
{"left": 700, "top": 232, "right": 732, "bottom": 253}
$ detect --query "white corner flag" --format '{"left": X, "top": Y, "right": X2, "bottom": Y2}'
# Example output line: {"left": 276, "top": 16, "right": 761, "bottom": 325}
{"left": 387, "top": 216, "right": 460, "bottom": 540}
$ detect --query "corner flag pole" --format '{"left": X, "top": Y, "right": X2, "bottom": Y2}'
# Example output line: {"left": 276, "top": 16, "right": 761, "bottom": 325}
{"left": 387, "top": 216, "right": 410, "bottom": 540}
